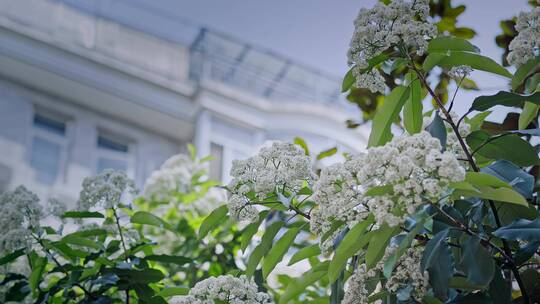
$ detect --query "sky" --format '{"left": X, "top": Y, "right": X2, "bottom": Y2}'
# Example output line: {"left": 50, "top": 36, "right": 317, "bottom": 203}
{"left": 67, "top": 0, "right": 532, "bottom": 119}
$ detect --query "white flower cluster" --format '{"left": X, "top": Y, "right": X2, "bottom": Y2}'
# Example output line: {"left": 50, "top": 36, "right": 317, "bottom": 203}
{"left": 343, "top": 245, "right": 429, "bottom": 303}
{"left": 169, "top": 275, "right": 273, "bottom": 304}
{"left": 448, "top": 65, "right": 472, "bottom": 79}
{"left": 507, "top": 7, "right": 540, "bottom": 66}
{"left": 0, "top": 186, "right": 42, "bottom": 254}
{"left": 311, "top": 132, "right": 465, "bottom": 243}
{"left": 78, "top": 169, "right": 137, "bottom": 210}
{"left": 227, "top": 142, "right": 313, "bottom": 222}
{"left": 347, "top": 0, "right": 436, "bottom": 92}
{"left": 143, "top": 153, "right": 205, "bottom": 201}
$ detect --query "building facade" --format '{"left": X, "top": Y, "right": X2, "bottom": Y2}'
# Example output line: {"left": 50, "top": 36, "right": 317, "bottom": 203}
{"left": 0, "top": 0, "right": 368, "bottom": 204}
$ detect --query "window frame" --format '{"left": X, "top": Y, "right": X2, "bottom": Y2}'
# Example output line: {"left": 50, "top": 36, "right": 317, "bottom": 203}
{"left": 94, "top": 129, "right": 136, "bottom": 178}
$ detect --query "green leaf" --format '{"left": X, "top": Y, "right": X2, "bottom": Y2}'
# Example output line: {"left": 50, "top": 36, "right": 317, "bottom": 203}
{"left": 426, "top": 112, "right": 447, "bottom": 150}
{"left": 428, "top": 36, "right": 479, "bottom": 53}
{"left": 482, "top": 160, "right": 534, "bottom": 198}
{"left": 519, "top": 102, "right": 540, "bottom": 130}
{"left": 470, "top": 91, "right": 540, "bottom": 111}
{"left": 421, "top": 229, "right": 453, "bottom": 300}
{"left": 466, "top": 130, "right": 539, "bottom": 167}
{"left": 28, "top": 253, "right": 47, "bottom": 297}
{"left": 460, "top": 235, "right": 495, "bottom": 286}
{"left": 383, "top": 219, "right": 426, "bottom": 278}
{"left": 112, "top": 268, "right": 165, "bottom": 284}
{"left": 425, "top": 51, "right": 511, "bottom": 78}
{"left": 262, "top": 228, "right": 300, "bottom": 278}
{"left": 187, "top": 143, "right": 197, "bottom": 160}
{"left": 365, "top": 225, "right": 399, "bottom": 269}
{"left": 61, "top": 211, "right": 104, "bottom": 219}
{"left": 61, "top": 235, "right": 102, "bottom": 250}
{"left": 342, "top": 68, "right": 355, "bottom": 92}
{"left": 368, "top": 86, "right": 410, "bottom": 147}
{"left": 288, "top": 244, "right": 321, "bottom": 266}
{"left": 0, "top": 249, "right": 26, "bottom": 266}
{"left": 157, "top": 287, "right": 189, "bottom": 297}
{"left": 448, "top": 276, "right": 486, "bottom": 291}
{"left": 464, "top": 172, "right": 511, "bottom": 189}
{"left": 279, "top": 262, "right": 329, "bottom": 304}
{"left": 466, "top": 111, "right": 491, "bottom": 131}
{"left": 453, "top": 186, "right": 528, "bottom": 207}
{"left": 512, "top": 56, "right": 540, "bottom": 91}
{"left": 493, "top": 218, "right": 540, "bottom": 242}
{"left": 245, "top": 221, "right": 284, "bottom": 277}
{"left": 240, "top": 211, "right": 268, "bottom": 252}
{"left": 317, "top": 147, "right": 337, "bottom": 160}
{"left": 65, "top": 228, "right": 108, "bottom": 238}
{"left": 328, "top": 215, "right": 374, "bottom": 283}
{"left": 294, "top": 137, "right": 309, "bottom": 155}
{"left": 131, "top": 211, "right": 174, "bottom": 232}
{"left": 364, "top": 184, "right": 393, "bottom": 197}
{"left": 144, "top": 254, "right": 191, "bottom": 266}
{"left": 488, "top": 267, "right": 512, "bottom": 304}
{"left": 198, "top": 205, "right": 228, "bottom": 239}
{"left": 403, "top": 72, "right": 423, "bottom": 134}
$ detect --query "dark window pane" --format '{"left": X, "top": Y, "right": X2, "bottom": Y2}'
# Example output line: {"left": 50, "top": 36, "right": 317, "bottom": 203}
{"left": 33, "top": 114, "right": 66, "bottom": 136}
{"left": 97, "top": 135, "right": 129, "bottom": 153}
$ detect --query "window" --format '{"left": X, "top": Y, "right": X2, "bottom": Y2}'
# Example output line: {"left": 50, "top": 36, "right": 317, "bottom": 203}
{"left": 96, "top": 131, "right": 134, "bottom": 177}
{"left": 30, "top": 111, "right": 69, "bottom": 185}
{"left": 209, "top": 142, "right": 224, "bottom": 181}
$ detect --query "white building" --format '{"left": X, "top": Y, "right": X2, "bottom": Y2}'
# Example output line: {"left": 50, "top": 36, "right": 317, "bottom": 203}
{"left": 0, "top": 0, "right": 367, "bottom": 204}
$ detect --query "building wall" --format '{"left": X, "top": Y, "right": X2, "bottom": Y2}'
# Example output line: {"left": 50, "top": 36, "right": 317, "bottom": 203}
{"left": 0, "top": 78, "right": 181, "bottom": 205}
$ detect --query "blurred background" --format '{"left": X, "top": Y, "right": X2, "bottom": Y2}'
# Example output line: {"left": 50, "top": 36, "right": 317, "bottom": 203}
{"left": 0, "top": 0, "right": 531, "bottom": 206}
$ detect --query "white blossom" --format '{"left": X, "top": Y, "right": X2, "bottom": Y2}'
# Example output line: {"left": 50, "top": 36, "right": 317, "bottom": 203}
{"left": 227, "top": 142, "right": 314, "bottom": 222}
{"left": 78, "top": 169, "right": 137, "bottom": 210}
{"left": 311, "top": 131, "right": 465, "bottom": 244}
{"left": 448, "top": 65, "right": 472, "bottom": 79}
{"left": 170, "top": 275, "right": 273, "bottom": 304}
{"left": 507, "top": 7, "right": 540, "bottom": 66}
{"left": 143, "top": 153, "right": 205, "bottom": 201}
{"left": 347, "top": 0, "right": 436, "bottom": 91}
{"left": 343, "top": 244, "right": 429, "bottom": 303}
{"left": 0, "top": 186, "right": 42, "bottom": 254}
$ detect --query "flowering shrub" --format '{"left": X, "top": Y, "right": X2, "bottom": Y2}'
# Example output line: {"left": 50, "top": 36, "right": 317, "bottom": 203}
{"left": 2, "top": 1, "right": 540, "bottom": 304}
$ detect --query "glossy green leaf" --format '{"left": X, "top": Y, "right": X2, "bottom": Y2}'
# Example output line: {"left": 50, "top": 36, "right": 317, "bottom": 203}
{"left": 488, "top": 267, "right": 512, "bottom": 304}
{"left": 0, "top": 249, "right": 26, "bottom": 266}
{"left": 279, "top": 262, "right": 329, "bottom": 304}
{"left": 421, "top": 229, "right": 453, "bottom": 299}
{"left": 428, "top": 36, "right": 479, "bottom": 53}
{"left": 493, "top": 218, "right": 540, "bottom": 242}
{"left": 328, "top": 215, "right": 374, "bottom": 283}
{"left": 470, "top": 91, "right": 540, "bottom": 111}
{"left": 383, "top": 219, "right": 426, "bottom": 278}
{"left": 131, "top": 211, "right": 174, "bottom": 232}
{"left": 245, "top": 221, "right": 284, "bottom": 277}
{"left": 61, "top": 235, "right": 102, "bottom": 250}
{"left": 519, "top": 102, "right": 540, "bottom": 130}
{"left": 453, "top": 185, "right": 528, "bottom": 207}
{"left": 512, "top": 56, "right": 540, "bottom": 90}
{"left": 61, "top": 211, "right": 104, "bottom": 219}
{"left": 466, "top": 111, "right": 491, "bottom": 131}
{"left": 198, "top": 205, "right": 228, "bottom": 238}
{"left": 288, "top": 244, "right": 321, "bottom": 266}
{"left": 144, "top": 254, "right": 191, "bottom": 266}
{"left": 365, "top": 225, "right": 399, "bottom": 270}
{"left": 342, "top": 68, "right": 355, "bottom": 92}
{"left": 28, "top": 253, "right": 47, "bottom": 297}
{"left": 262, "top": 228, "right": 300, "bottom": 278}
{"left": 464, "top": 172, "right": 511, "bottom": 189}
{"left": 426, "top": 112, "right": 447, "bottom": 150}
{"left": 368, "top": 86, "right": 410, "bottom": 147}
{"left": 157, "top": 287, "right": 189, "bottom": 297}
{"left": 482, "top": 160, "right": 534, "bottom": 199}
{"left": 293, "top": 137, "right": 310, "bottom": 155}
{"left": 460, "top": 235, "right": 495, "bottom": 286}
{"left": 425, "top": 51, "right": 511, "bottom": 78}
{"left": 403, "top": 73, "right": 423, "bottom": 134}
{"left": 240, "top": 211, "right": 269, "bottom": 252}
{"left": 317, "top": 147, "right": 337, "bottom": 160}
{"left": 466, "top": 130, "right": 539, "bottom": 167}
